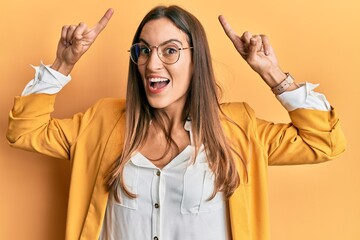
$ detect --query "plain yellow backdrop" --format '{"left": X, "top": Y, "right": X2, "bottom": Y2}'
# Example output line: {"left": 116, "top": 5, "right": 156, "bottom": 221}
{"left": 0, "top": 0, "right": 359, "bottom": 239}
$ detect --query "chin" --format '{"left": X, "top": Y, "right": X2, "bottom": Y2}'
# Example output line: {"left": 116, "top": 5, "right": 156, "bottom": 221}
{"left": 146, "top": 97, "right": 169, "bottom": 110}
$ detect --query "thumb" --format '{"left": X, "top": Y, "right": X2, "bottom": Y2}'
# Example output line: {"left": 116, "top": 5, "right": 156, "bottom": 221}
{"left": 67, "top": 22, "right": 88, "bottom": 52}
{"left": 72, "top": 39, "right": 85, "bottom": 55}
{"left": 247, "top": 38, "right": 260, "bottom": 61}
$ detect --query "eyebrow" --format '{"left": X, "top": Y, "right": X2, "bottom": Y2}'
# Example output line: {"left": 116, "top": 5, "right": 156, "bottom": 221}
{"left": 138, "top": 38, "right": 183, "bottom": 46}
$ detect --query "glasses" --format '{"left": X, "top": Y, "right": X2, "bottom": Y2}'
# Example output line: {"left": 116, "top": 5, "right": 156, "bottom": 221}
{"left": 128, "top": 41, "right": 193, "bottom": 65}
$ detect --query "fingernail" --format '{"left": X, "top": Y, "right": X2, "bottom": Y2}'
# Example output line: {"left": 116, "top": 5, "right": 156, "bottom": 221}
{"left": 265, "top": 50, "right": 269, "bottom": 55}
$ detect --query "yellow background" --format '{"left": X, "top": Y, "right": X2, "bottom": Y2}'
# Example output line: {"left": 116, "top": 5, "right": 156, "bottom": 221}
{"left": 0, "top": 0, "right": 359, "bottom": 239}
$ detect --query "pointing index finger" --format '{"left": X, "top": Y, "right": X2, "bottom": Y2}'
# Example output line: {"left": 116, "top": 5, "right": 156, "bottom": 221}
{"left": 218, "top": 15, "right": 237, "bottom": 42}
{"left": 93, "top": 8, "right": 114, "bottom": 34}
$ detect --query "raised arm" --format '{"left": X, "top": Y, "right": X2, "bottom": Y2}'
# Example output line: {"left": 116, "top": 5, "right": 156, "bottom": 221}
{"left": 218, "top": 16, "right": 346, "bottom": 165}
{"left": 7, "top": 9, "right": 115, "bottom": 159}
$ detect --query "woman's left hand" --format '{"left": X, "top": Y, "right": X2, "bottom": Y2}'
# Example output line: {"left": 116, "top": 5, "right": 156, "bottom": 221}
{"left": 218, "top": 15, "right": 286, "bottom": 87}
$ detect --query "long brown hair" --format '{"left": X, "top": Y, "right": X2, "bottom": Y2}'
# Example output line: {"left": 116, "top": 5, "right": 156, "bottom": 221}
{"left": 106, "top": 5, "right": 245, "bottom": 200}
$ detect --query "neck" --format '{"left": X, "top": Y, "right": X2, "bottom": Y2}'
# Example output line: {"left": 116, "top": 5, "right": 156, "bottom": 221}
{"left": 153, "top": 100, "right": 188, "bottom": 132}
{"left": 153, "top": 108, "right": 185, "bottom": 132}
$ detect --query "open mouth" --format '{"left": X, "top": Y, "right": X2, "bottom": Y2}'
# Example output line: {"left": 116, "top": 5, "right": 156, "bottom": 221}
{"left": 149, "top": 78, "right": 170, "bottom": 90}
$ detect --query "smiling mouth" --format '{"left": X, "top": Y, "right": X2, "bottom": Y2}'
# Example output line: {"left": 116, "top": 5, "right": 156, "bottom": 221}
{"left": 149, "top": 78, "right": 170, "bottom": 90}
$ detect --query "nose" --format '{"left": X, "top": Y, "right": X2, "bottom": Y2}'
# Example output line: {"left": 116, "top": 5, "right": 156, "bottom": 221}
{"left": 146, "top": 47, "right": 163, "bottom": 70}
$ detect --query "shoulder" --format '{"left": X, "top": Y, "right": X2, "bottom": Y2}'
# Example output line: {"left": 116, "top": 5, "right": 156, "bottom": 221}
{"left": 219, "top": 102, "right": 261, "bottom": 152}
{"left": 92, "top": 98, "right": 126, "bottom": 113}
{"left": 84, "top": 98, "right": 126, "bottom": 124}
{"left": 220, "top": 102, "right": 256, "bottom": 122}
{"left": 219, "top": 102, "right": 259, "bottom": 138}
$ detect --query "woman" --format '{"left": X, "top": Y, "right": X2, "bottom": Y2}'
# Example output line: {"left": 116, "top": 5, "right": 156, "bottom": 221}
{"left": 7, "top": 5, "right": 346, "bottom": 240}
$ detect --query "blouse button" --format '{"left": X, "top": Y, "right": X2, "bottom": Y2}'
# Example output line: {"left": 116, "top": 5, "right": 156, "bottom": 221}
{"left": 156, "top": 170, "right": 161, "bottom": 176}
{"left": 154, "top": 203, "right": 160, "bottom": 208}
{"left": 154, "top": 237, "right": 159, "bottom": 240}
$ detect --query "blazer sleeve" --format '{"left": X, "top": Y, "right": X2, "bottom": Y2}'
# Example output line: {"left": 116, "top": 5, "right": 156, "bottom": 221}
{"left": 6, "top": 94, "right": 100, "bottom": 160}
{"left": 249, "top": 104, "right": 347, "bottom": 165}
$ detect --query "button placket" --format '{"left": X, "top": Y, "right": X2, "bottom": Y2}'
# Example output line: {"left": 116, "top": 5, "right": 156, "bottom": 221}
{"left": 151, "top": 169, "right": 161, "bottom": 240}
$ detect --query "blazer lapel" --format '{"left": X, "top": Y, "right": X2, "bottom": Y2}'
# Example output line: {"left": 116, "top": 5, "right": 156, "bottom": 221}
{"left": 80, "top": 113, "right": 126, "bottom": 239}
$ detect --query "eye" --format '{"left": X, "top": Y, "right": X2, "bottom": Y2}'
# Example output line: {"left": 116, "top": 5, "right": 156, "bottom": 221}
{"left": 139, "top": 45, "right": 150, "bottom": 55}
{"left": 163, "top": 47, "right": 178, "bottom": 55}
{"left": 160, "top": 42, "right": 180, "bottom": 56}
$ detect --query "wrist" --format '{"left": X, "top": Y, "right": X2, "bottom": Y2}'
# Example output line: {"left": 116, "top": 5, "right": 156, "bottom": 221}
{"left": 260, "top": 67, "right": 287, "bottom": 87}
{"left": 260, "top": 68, "right": 299, "bottom": 94}
{"left": 51, "top": 59, "right": 74, "bottom": 76}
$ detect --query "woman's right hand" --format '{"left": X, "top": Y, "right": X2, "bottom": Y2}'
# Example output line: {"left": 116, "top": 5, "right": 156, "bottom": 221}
{"left": 51, "top": 8, "right": 114, "bottom": 75}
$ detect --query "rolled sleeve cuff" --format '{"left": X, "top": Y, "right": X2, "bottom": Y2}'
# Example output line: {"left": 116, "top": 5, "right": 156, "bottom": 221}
{"left": 276, "top": 82, "right": 331, "bottom": 112}
{"left": 21, "top": 62, "right": 71, "bottom": 96}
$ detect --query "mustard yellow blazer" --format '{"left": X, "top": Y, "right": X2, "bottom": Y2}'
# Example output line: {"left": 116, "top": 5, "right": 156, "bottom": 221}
{"left": 7, "top": 94, "right": 346, "bottom": 240}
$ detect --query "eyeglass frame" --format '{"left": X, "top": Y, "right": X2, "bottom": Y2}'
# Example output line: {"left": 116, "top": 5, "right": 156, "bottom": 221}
{"left": 128, "top": 39, "right": 193, "bottom": 66}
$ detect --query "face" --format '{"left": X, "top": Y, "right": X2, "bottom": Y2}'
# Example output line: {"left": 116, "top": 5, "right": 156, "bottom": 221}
{"left": 137, "top": 18, "right": 193, "bottom": 113}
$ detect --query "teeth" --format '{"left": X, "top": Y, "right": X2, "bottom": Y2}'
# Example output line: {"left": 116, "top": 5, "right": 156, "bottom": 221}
{"left": 149, "top": 78, "right": 169, "bottom": 83}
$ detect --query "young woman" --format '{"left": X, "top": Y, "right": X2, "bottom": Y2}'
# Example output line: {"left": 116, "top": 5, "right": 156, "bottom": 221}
{"left": 7, "top": 5, "right": 346, "bottom": 240}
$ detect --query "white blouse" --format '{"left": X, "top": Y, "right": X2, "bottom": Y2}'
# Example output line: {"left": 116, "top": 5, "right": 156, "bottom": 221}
{"left": 99, "top": 121, "right": 231, "bottom": 240}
